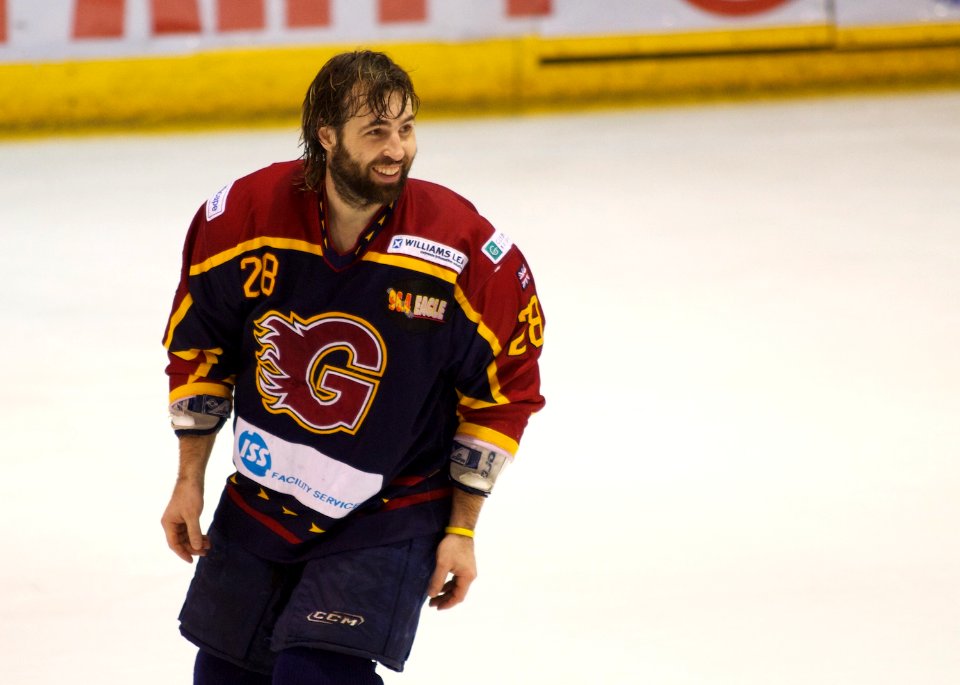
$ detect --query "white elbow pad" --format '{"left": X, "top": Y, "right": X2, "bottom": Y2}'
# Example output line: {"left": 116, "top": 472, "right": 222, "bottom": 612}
{"left": 170, "top": 394, "right": 232, "bottom": 435}
{"left": 449, "top": 436, "right": 512, "bottom": 497}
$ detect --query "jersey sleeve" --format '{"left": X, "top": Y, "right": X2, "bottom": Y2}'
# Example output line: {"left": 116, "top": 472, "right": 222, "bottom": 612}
{"left": 161, "top": 203, "right": 244, "bottom": 406}
{"left": 454, "top": 249, "right": 545, "bottom": 456}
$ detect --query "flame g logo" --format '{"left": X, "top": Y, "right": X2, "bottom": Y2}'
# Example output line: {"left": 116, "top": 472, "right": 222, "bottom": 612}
{"left": 253, "top": 311, "right": 386, "bottom": 434}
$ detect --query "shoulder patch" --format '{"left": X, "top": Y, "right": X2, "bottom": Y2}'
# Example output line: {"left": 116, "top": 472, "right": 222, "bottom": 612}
{"left": 481, "top": 230, "right": 513, "bottom": 264}
{"left": 516, "top": 263, "right": 532, "bottom": 290}
{"left": 387, "top": 234, "right": 468, "bottom": 274}
{"left": 205, "top": 182, "right": 234, "bottom": 221}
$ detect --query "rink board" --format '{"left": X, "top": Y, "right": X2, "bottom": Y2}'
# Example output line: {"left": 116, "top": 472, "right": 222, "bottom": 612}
{"left": 2, "top": 1, "right": 960, "bottom": 133}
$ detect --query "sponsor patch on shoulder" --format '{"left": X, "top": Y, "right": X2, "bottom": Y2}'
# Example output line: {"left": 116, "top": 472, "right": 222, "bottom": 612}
{"left": 205, "top": 181, "right": 234, "bottom": 221}
{"left": 387, "top": 235, "right": 468, "bottom": 273}
{"left": 482, "top": 230, "right": 513, "bottom": 264}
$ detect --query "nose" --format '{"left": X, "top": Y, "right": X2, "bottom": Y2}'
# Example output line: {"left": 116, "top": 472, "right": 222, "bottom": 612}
{"left": 383, "top": 131, "right": 404, "bottom": 161}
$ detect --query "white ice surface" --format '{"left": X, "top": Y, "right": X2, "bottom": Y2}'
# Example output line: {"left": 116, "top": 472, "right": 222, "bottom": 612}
{"left": 1, "top": 90, "right": 959, "bottom": 684}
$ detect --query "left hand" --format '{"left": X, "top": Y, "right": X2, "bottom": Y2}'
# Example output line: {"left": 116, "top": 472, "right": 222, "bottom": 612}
{"left": 427, "top": 533, "right": 477, "bottom": 610}
{"left": 160, "top": 478, "right": 210, "bottom": 563}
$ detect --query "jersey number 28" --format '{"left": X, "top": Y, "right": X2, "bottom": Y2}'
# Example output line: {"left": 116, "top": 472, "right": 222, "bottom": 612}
{"left": 508, "top": 295, "right": 544, "bottom": 356}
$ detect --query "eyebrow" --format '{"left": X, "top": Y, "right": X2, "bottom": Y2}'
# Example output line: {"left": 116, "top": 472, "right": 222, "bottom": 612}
{"left": 362, "top": 114, "right": 416, "bottom": 130}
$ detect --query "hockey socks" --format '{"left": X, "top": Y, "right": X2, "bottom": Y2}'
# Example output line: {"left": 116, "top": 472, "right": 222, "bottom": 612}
{"left": 272, "top": 647, "right": 384, "bottom": 685}
{"left": 193, "top": 650, "right": 270, "bottom": 685}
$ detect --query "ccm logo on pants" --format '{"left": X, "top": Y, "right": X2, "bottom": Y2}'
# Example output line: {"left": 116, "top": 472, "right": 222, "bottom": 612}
{"left": 307, "top": 611, "right": 365, "bottom": 627}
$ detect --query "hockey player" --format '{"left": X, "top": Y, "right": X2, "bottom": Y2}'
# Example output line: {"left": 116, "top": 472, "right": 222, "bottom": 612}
{"left": 160, "top": 50, "right": 545, "bottom": 684}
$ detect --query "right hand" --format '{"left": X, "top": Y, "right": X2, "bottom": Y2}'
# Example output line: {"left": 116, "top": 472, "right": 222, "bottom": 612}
{"left": 160, "top": 479, "right": 210, "bottom": 563}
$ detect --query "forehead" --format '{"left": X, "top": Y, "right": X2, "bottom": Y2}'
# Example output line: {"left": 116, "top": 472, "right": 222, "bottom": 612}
{"left": 348, "top": 90, "right": 414, "bottom": 126}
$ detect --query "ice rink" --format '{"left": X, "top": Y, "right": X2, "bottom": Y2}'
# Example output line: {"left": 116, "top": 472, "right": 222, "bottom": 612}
{"left": 2, "top": 89, "right": 959, "bottom": 684}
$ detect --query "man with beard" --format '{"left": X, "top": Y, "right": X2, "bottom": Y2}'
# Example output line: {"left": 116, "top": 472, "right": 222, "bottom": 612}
{"left": 160, "top": 51, "right": 545, "bottom": 684}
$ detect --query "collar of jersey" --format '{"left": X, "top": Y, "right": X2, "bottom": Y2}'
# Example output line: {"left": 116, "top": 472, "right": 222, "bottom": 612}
{"left": 317, "top": 189, "right": 395, "bottom": 271}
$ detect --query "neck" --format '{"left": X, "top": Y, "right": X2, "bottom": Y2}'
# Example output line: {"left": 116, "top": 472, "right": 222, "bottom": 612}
{"left": 322, "top": 176, "right": 381, "bottom": 253}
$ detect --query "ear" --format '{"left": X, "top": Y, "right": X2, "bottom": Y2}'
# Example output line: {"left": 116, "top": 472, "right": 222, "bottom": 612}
{"left": 318, "top": 126, "right": 336, "bottom": 153}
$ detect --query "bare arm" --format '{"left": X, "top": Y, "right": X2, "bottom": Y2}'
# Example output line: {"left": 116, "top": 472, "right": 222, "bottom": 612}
{"left": 160, "top": 433, "right": 216, "bottom": 563}
{"left": 427, "top": 488, "right": 484, "bottom": 610}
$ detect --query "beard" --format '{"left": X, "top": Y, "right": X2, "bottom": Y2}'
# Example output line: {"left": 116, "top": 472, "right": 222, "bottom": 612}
{"left": 327, "top": 141, "right": 413, "bottom": 209}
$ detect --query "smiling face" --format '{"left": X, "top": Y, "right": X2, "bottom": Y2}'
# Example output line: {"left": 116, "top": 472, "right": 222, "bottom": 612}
{"left": 320, "top": 91, "right": 417, "bottom": 209}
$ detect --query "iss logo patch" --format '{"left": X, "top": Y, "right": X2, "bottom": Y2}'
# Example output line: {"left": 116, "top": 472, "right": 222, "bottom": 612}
{"left": 237, "top": 430, "right": 271, "bottom": 477}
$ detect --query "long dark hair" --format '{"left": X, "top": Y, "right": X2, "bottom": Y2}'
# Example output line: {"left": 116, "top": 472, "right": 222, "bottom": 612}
{"left": 300, "top": 51, "right": 420, "bottom": 192}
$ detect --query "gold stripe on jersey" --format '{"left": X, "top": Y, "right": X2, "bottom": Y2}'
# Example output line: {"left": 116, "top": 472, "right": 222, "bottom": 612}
{"left": 189, "top": 237, "right": 324, "bottom": 276}
{"left": 362, "top": 251, "right": 458, "bottom": 283}
{"left": 454, "top": 286, "right": 502, "bottom": 356}
{"left": 457, "top": 423, "right": 520, "bottom": 456}
{"left": 171, "top": 347, "right": 225, "bottom": 362}
{"left": 457, "top": 392, "right": 497, "bottom": 411}
{"left": 454, "top": 286, "right": 511, "bottom": 406}
{"left": 163, "top": 293, "right": 193, "bottom": 349}
{"left": 485, "top": 359, "right": 507, "bottom": 405}
{"left": 184, "top": 348, "right": 223, "bottom": 385}
{"left": 455, "top": 371, "right": 508, "bottom": 410}
{"left": 169, "top": 347, "right": 224, "bottom": 386}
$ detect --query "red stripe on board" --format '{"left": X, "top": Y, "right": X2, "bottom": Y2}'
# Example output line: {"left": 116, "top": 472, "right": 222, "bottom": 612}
{"left": 507, "top": 0, "right": 552, "bottom": 17}
{"left": 226, "top": 485, "right": 303, "bottom": 544}
{"left": 378, "top": 0, "right": 426, "bottom": 24}
{"left": 152, "top": 0, "right": 201, "bottom": 34}
{"left": 217, "top": 0, "right": 265, "bottom": 31}
{"left": 684, "top": 0, "right": 789, "bottom": 17}
{"left": 286, "top": 0, "right": 330, "bottom": 28}
{"left": 73, "top": 0, "right": 125, "bottom": 39}
{"left": 382, "top": 487, "right": 452, "bottom": 511}
{"left": 0, "top": 0, "right": 7, "bottom": 43}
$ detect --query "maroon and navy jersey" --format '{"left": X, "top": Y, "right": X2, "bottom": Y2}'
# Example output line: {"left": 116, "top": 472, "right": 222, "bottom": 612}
{"left": 162, "top": 161, "right": 544, "bottom": 560}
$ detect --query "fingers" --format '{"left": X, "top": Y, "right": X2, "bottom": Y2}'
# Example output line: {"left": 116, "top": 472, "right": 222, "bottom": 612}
{"left": 162, "top": 522, "right": 192, "bottom": 563}
{"left": 428, "top": 578, "right": 468, "bottom": 610}
{"left": 161, "top": 510, "right": 210, "bottom": 563}
{"left": 185, "top": 517, "right": 206, "bottom": 556}
{"left": 426, "top": 563, "right": 448, "bottom": 600}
